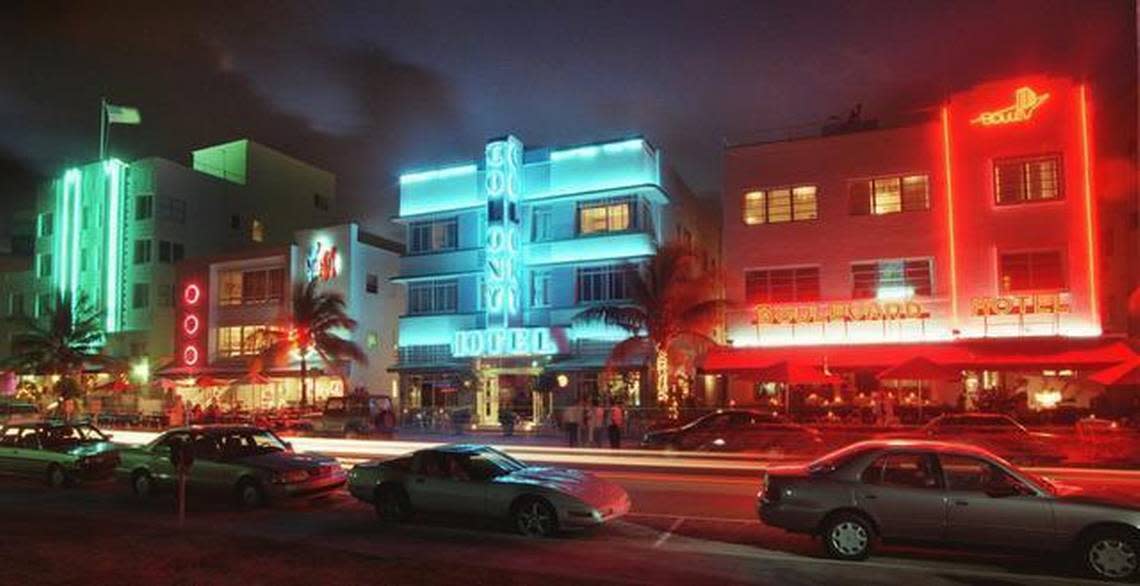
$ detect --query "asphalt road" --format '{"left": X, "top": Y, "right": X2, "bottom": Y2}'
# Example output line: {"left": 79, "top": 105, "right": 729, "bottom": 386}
{"left": 4, "top": 445, "right": 1137, "bottom": 585}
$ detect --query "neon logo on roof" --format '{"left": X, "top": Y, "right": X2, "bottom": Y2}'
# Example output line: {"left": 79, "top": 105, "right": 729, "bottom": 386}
{"left": 970, "top": 87, "right": 1050, "bottom": 126}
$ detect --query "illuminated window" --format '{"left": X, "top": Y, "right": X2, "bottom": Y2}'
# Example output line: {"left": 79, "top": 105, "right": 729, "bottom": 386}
{"left": 531, "top": 207, "right": 553, "bottom": 242}
{"left": 409, "top": 218, "right": 458, "bottom": 253}
{"left": 851, "top": 259, "right": 932, "bottom": 299}
{"left": 576, "top": 265, "right": 629, "bottom": 302}
{"left": 531, "top": 270, "right": 551, "bottom": 307}
{"left": 251, "top": 219, "right": 265, "bottom": 243}
{"left": 218, "top": 268, "right": 285, "bottom": 306}
{"left": 217, "top": 325, "right": 270, "bottom": 358}
{"left": 38, "top": 212, "right": 53, "bottom": 237}
{"left": 133, "top": 239, "right": 151, "bottom": 264}
{"left": 135, "top": 195, "right": 153, "bottom": 221}
{"left": 850, "top": 174, "right": 929, "bottom": 216}
{"left": 37, "top": 253, "right": 52, "bottom": 278}
{"left": 408, "top": 279, "right": 458, "bottom": 315}
{"left": 8, "top": 293, "right": 25, "bottom": 317}
{"left": 744, "top": 267, "right": 819, "bottom": 304}
{"left": 578, "top": 197, "right": 637, "bottom": 235}
{"left": 131, "top": 282, "right": 149, "bottom": 310}
{"left": 995, "top": 155, "right": 1062, "bottom": 205}
{"left": 742, "top": 185, "right": 816, "bottom": 224}
{"left": 999, "top": 250, "right": 1065, "bottom": 292}
{"left": 743, "top": 191, "right": 765, "bottom": 225}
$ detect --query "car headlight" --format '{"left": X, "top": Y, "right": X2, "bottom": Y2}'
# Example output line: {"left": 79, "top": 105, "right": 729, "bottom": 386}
{"left": 274, "top": 469, "right": 311, "bottom": 484}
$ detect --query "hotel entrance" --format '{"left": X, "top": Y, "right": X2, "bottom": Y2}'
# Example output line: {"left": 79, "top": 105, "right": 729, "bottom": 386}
{"left": 473, "top": 363, "right": 548, "bottom": 427}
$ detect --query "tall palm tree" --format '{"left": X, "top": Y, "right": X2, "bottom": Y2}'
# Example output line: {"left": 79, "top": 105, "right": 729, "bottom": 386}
{"left": 5, "top": 291, "right": 111, "bottom": 399}
{"left": 255, "top": 280, "right": 366, "bottom": 406}
{"left": 574, "top": 242, "right": 725, "bottom": 418}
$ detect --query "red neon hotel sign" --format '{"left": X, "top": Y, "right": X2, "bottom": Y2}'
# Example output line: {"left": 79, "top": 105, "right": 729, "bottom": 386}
{"left": 970, "top": 86, "right": 1050, "bottom": 126}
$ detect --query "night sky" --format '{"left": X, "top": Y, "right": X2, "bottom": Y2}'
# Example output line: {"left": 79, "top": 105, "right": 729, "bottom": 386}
{"left": 0, "top": 0, "right": 1134, "bottom": 242}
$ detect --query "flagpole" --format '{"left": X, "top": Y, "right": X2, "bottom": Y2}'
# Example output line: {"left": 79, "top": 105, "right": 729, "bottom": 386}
{"left": 99, "top": 97, "right": 107, "bottom": 161}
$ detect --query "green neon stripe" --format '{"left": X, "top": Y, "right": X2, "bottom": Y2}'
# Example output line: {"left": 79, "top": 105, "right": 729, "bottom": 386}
{"left": 69, "top": 169, "right": 82, "bottom": 305}
{"left": 103, "top": 160, "right": 124, "bottom": 333}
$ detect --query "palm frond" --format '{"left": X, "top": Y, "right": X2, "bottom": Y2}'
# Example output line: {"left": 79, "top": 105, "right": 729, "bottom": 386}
{"left": 573, "top": 305, "right": 647, "bottom": 335}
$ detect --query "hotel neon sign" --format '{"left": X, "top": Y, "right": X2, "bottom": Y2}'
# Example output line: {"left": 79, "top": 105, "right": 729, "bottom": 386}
{"left": 756, "top": 300, "right": 929, "bottom": 325}
{"left": 453, "top": 327, "right": 562, "bottom": 358}
{"left": 971, "top": 294, "right": 1070, "bottom": 316}
{"left": 970, "top": 86, "right": 1050, "bottom": 126}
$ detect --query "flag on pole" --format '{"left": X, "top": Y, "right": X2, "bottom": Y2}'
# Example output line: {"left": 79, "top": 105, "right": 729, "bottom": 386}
{"left": 105, "top": 103, "right": 141, "bottom": 125}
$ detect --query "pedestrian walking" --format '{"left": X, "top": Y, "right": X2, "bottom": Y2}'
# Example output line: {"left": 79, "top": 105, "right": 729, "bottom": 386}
{"left": 590, "top": 400, "right": 605, "bottom": 448}
{"left": 562, "top": 403, "right": 580, "bottom": 447}
{"left": 608, "top": 402, "right": 624, "bottom": 449}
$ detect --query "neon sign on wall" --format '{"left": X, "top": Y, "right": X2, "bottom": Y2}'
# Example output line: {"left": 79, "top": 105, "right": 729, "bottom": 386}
{"left": 452, "top": 327, "right": 562, "bottom": 358}
{"left": 970, "top": 87, "right": 1050, "bottom": 126}
{"left": 305, "top": 241, "right": 339, "bottom": 282}
{"left": 484, "top": 135, "right": 524, "bottom": 331}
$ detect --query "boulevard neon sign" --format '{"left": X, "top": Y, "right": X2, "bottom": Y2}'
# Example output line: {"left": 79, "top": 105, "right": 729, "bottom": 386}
{"left": 453, "top": 327, "right": 561, "bottom": 357}
{"left": 756, "top": 301, "right": 929, "bottom": 325}
{"left": 970, "top": 87, "right": 1050, "bottom": 126}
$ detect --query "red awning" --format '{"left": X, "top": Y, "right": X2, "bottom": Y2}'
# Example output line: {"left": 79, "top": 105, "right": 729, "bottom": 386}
{"left": 1088, "top": 359, "right": 1140, "bottom": 386}
{"left": 702, "top": 337, "right": 1137, "bottom": 374}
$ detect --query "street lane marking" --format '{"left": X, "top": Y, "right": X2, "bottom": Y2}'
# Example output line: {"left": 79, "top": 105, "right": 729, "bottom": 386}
{"left": 653, "top": 517, "right": 685, "bottom": 548}
{"left": 630, "top": 512, "right": 759, "bottom": 525}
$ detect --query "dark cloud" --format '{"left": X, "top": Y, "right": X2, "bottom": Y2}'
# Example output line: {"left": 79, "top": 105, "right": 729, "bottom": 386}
{"left": 0, "top": 0, "right": 1134, "bottom": 239}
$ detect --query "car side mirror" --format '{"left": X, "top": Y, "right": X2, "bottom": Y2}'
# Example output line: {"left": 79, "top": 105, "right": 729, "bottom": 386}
{"left": 284, "top": 442, "right": 294, "bottom": 452}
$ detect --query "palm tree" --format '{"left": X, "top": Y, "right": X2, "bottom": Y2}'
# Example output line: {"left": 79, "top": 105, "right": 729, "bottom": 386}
{"left": 574, "top": 242, "right": 725, "bottom": 419}
{"left": 255, "top": 280, "right": 366, "bottom": 406}
{"left": 5, "top": 291, "right": 111, "bottom": 400}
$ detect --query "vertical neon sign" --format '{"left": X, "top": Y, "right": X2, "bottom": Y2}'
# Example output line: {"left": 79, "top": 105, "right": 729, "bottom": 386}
{"left": 1078, "top": 85, "right": 1099, "bottom": 330}
{"left": 104, "top": 159, "right": 125, "bottom": 332}
{"left": 483, "top": 135, "right": 524, "bottom": 338}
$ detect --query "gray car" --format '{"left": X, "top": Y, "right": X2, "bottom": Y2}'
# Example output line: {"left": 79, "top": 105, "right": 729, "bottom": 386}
{"left": 758, "top": 439, "right": 1140, "bottom": 581}
{"left": 348, "top": 444, "right": 630, "bottom": 537}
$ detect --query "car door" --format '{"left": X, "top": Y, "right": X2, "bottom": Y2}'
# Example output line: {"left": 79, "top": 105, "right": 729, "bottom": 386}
{"left": 939, "top": 454, "right": 1054, "bottom": 547}
{"left": 187, "top": 433, "right": 238, "bottom": 494}
{"left": 406, "top": 451, "right": 456, "bottom": 513}
{"left": 855, "top": 451, "right": 948, "bottom": 542}
{"left": 0, "top": 427, "right": 24, "bottom": 475}
{"left": 10, "top": 428, "right": 46, "bottom": 477}
{"left": 683, "top": 413, "right": 731, "bottom": 449}
{"left": 145, "top": 432, "right": 189, "bottom": 488}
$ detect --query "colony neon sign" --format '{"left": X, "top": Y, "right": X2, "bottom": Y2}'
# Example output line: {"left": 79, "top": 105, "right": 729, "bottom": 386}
{"left": 452, "top": 328, "right": 561, "bottom": 358}
{"left": 970, "top": 87, "right": 1050, "bottom": 126}
{"left": 484, "top": 135, "right": 524, "bottom": 330}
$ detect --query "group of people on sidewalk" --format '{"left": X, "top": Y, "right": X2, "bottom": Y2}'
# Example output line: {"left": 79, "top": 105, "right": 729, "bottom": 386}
{"left": 561, "top": 400, "right": 625, "bottom": 449}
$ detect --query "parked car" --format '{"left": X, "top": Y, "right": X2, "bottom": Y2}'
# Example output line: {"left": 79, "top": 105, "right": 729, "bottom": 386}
{"left": 641, "top": 409, "right": 822, "bottom": 453}
{"left": 758, "top": 439, "right": 1140, "bottom": 581}
{"left": 117, "top": 425, "right": 346, "bottom": 508}
{"left": 0, "top": 421, "right": 120, "bottom": 487}
{"left": 307, "top": 395, "right": 395, "bottom": 436}
{"left": 882, "top": 413, "right": 1061, "bottom": 465}
{"left": 348, "top": 444, "right": 630, "bottom": 537}
{"left": 0, "top": 401, "right": 40, "bottom": 425}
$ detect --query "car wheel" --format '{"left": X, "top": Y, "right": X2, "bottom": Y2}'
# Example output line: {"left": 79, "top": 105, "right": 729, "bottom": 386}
{"left": 45, "top": 464, "right": 67, "bottom": 489}
{"left": 131, "top": 470, "right": 156, "bottom": 499}
{"left": 513, "top": 497, "right": 558, "bottom": 538}
{"left": 374, "top": 485, "right": 411, "bottom": 522}
{"left": 1080, "top": 528, "right": 1140, "bottom": 581}
{"left": 821, "top": 512, "right": 874, "bottom": 561}
{"left": 235, "top": 479, "right": 266, "bottom": 509}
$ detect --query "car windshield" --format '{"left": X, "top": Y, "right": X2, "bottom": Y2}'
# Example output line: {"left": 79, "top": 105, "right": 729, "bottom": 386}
{"left": 40, "top": 424, "right": 107, "bottom": 448}
{"left": 477, "top": 447, "right": 527, "bottom": 473}
{"left": 213, "top": 430, "right": 288, "bottom": 458}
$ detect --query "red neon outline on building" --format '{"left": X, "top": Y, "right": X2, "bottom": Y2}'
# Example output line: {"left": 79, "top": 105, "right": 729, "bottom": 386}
{"left": 183, "top": 345, "right": 200, "bottom": 366}
{"left": 183, "top": 283, "right": 201, "bottom": 306}
{"left": 940, "top": 105, "right": 959, "bottom": 327}
{"left": 1078, "top": 85, "right": 1099, "bottom": 328}
{"left": 182, "top": 314, "right": 200, "bottom": 336}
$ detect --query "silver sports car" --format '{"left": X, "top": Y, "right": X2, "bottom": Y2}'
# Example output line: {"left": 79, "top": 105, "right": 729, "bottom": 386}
{"left": 758, "top": 439, "right": 1140, "bottom": 581}
{"left": 347, "top": 444, "right": 630, "bottom": 537}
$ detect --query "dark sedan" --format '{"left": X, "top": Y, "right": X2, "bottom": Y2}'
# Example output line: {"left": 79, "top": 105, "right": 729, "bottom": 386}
{"left": 642, "top": 409, "right": 822, "bottom": 454}
{"left": 0, "top": 421, "right": 120, "bottom": 487}
{"left": 758, "top": 439, "right": 1140, "bottom": 581}
{"left": 883, "top": 413, "right": 1061, "bottom": 465}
